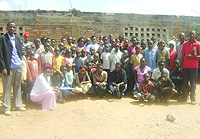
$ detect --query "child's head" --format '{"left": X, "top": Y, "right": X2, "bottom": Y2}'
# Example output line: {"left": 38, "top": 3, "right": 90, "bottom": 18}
{"left": 79, "top": 65, "right": 87, "bottom": 76}
{"left": 34, "top": 38, "right": 40, "bottom": 49}
{"left": 93, "top": 53, "right": 99, "bottom": 62}
{"left": 131, "top": 37, "right": 138, "bottom": 46}
{"left": 103, "top": 36, "right": 108, "bottom": 44}
{"left": 115, "top": 62, "right": 122, "bottom": 73}
{"left": 158, "top": 40, "right": 165, "bottom": 50}
{"left": 174, "top": 59, "right": 180, "bottom": 70}
{"left": 29, "top": 50, "right": 35, "bottom": 60}
{"left": 124, "top": 39, "right": 129, "bottom": 47}
{"left": 109, "top": 34, "right": 113, "bottom": 41}
{"left": 114, "top": 43, "right": 120, "bottom": 51}
{"left": 151, "top": 36, "right": 156, "bottom": 44}
{"left": 141, "top": 40, "right": 147, "bottom": 50}
{"left": 61, "top": 37, "right": 67, "bottom": 45}
{"left": 90, "top": 46, "right": 95, "bottom": 55}
{"left": 54, "top": 47, "right": 60, "bottom": 56}
{"left": 143, "top": 73, "right": 150, "bottom": 82}
{"left": 111, "top": 39, "right": 116, "bottom": 47}
{"left": 45, "top": 38, "right": 51, "bottom": 44}
{"left": 23, "top": 32, "right": 30, "bottom": 43}
{"left": 179, "top": 32, "right": 185, "bottom": 42}
{"left": 58, "top": 42, "right": 64, "bottom": 51}
{"left": 26, "top": 45, "right": 32, "bottom": 56}
{"left": 135, "top": 45, "right": 141, "bottom": 54}
{"left": 44, "top": 42, "right": 50, "bottom": 52}
{"left": 123, "top": 50, "right": 129, "bottom": 58}
{"left": 31, "top": 44, "right": 36, "bottom": 51}
{"left": 66, "top": 63, "right": 72, "bottom": 72}
{"left": 76, "top": 49, "right": 81, "bottom": 58}
{"left": 41, "top": 37, "right": 46, "bottom": 45}
{"left": 71, "top": 46, "right": 76, "bottom": 54}
{"left": 98, "top": 47, "right": 103, "bottom": 54}
{"left": 148, "top": 40, "right": 154, "bottom": 49}
{"left": 60, "top": 65, "right": 67, "bottom": 75}
{"left": 86, "top": 62, "right": 92, "bottom": 72}
{"left": 65, "top": 49, "right": 72, "bottom": 58}
{"left": 77, "top": 37, "right": 85, "bottom": 46}
{"left": 51, "top": 39, "right": 56, "bottom": 48}
{"left": 169, "top": 40, "right": 176, "bottom": 50}
{"left": 67, "top": 36, "right": 73, "bottom": 45}
{"left": 161, "top": 70, "right": 167, "bottom": 79}
{"left": 97, "top": 64, "right": 103, "bottom": 75}
{"left": 91, "top": 36, "right": 97, "bottom": 44}
{"left": 85, "top": 37, "right": 90, "bottom": 45}
{"left": 104, "top": 44, "right": 110, "bottom": 52}
{"left": 81, "top": 49, "right": 86, "bottom": 57}
{"left": 119, "top": 34, "right": 124, "bottom": 42}
{"left": 99, "top": 40, "right": 104, "bottom": 45}
{"left": 140, "top": 57, "right": 146, "bottom": 67}
{"left": 99, "top": 35, "right": 103, "bottom": 41}
{"left": 115, "top": 38, "right": 120, "bottom": 43}
{"left": 158, "top": 61, "right": 165, "bottom": 72}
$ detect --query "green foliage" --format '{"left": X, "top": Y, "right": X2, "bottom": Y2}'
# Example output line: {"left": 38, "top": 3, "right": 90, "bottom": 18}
{"left": 190, "top": 23, "right": 200, "bottom": 41}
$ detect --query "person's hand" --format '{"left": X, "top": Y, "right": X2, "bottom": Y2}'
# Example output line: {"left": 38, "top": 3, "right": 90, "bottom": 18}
{"left": 99, "top": 83, "right": 104, "bottom": 88}
{"left": 136, "top": 84, "right": 139, "bottom": 90}
{"left": 146, "top": 93, "right": 150, "bottom": 99}
{"left": 116, "top": 84, "right": 120, "bottom": 91}
{"left": 2, "top": 69, "right": 7, "bottom": 76}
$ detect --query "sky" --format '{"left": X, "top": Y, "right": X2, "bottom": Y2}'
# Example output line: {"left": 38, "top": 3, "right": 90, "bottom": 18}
{"left": 0, "top": 0, "right": 200, "bottom": 16}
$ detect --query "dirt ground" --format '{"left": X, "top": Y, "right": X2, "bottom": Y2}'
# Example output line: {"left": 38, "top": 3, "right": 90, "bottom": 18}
{"left": 0, "top": 83, "right": 200, "bottom": 139}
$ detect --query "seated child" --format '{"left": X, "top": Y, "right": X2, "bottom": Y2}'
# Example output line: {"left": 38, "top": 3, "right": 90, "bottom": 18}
{"left": 73, "top": 65, "right": 92, "bottom": 98}
{"left": 153, "top": 70, "right": 177, "bottom": 103}
{"left": 93, "top": 64, "right": 107, "bottom": 98}
{"left": 134, "top": 73, "right": 156, "bottom": 102}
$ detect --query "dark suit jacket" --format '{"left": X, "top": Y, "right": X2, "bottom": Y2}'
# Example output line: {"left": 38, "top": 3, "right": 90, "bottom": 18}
{"left": 0, "top": 33, "right": 22, "bottom": 75}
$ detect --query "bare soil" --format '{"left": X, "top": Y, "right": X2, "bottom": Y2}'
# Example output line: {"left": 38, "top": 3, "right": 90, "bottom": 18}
{"left": 0, "top": 83, "right": 200, "bottom": 139}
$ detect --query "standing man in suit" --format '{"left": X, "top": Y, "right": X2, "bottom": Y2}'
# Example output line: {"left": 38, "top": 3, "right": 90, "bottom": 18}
{"left": 0, "top": 21, "right": 26, "bottom": 115}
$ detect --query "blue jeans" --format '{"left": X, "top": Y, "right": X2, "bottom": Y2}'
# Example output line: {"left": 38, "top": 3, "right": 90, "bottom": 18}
{"left": 109, "top": 84, "right": 127, "bottom": 98}
{"left": 182, "top": 68, "right": 198, "bottom": 101}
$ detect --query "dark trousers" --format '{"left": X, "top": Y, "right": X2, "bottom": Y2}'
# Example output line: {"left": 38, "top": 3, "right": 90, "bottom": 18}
{"left": 182, "top": 68, "right": 198, "bottom": 101}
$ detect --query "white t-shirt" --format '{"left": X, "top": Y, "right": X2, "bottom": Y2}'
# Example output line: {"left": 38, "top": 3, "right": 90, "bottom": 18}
{"left": 151, "top": 68, "right": 170, "bottom": 81}
{"left": 86, "top": 43, "right": 99, "bottom": 53}
{"left": 100, "top": 52, "right": 111, "bottom": 70}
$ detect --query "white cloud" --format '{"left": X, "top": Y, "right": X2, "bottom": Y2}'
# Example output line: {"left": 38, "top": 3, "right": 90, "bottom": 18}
{"left": 0, "top": 1, "right": 11, "bottom": 10}
{"left": 13, "top": 0, "right": 25, "bottom": 9}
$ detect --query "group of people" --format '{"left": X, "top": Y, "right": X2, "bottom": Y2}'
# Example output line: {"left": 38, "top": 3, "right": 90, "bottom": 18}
{"left": 0, "top": 21, "right": 200, "bottom": 116}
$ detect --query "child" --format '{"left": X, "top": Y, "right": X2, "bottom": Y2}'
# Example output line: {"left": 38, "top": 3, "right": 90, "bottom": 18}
{"left": 63, "top": 48, "right": 74, "bottom": 66}
{"left": 134, "top": 73, "right": 155, "bottom": 102}
{"left": 54, "top": 47, "right": 64, "bottom": 72}
{"left": 121, "top": 50, "right": 132, "bottom": 94}
{"left": 73, "top": 65, "right": 92, "bottom": 98}
{"left": 71, "top": 46, "right": 76, "bottom": 58}
{"left": 100, "top": 44, "right": 111, "bottom": 75}
{"left": 109, "top": 43, "right": 123, "bottom": 72}
{"left": 130, "top": 45, "right": 143, "bottom": 72}
{"left": 93, "top": 64, "right": 107, "bottom": 98}
{"left": 81, "top": 49, "right": 87, "bottom": 65}
{"left": 74, "top": 49, "right": 83, "bottom": 73}
{"left": 91, "top": 53, "right": 101, "bottom": 68}
{"left": 140, "top": 40, "right": 147, "bottom": 54}
{"left": 86, "top": 62, "right": 93, "bottom": 83}
{"left": 170, "top": 60, "right": 183, "bottom": 98}
{"left": 123, "top": 39, "right": 129, "bottom": 51}
{"left": 66, "top": 36, "right": 75, "bottom": 49}
{"left": 60, "top": 64, "right": 75, "bottom": 99}
{"left": 87, "top": 46, "right": 95, "bottom": 62}
{"left": 27, "top": 50, "right": 38, "bottom": 95}
{"left": 153, "top": 70, "right": 177, "bottom": 103}
{"left": 38, "top": 42, "right": 54, "bottom": 74}
{"left": 168, "top": 40, "right": 177, "bottom": 73}
{"left": 97, "top": 46, "right": 104, "bottom": 59}
{"left": 127, "top": 37, "right": 137, "bottom": 57}
{"left": 157, "top": 40, "right": 170, "bottom": 68}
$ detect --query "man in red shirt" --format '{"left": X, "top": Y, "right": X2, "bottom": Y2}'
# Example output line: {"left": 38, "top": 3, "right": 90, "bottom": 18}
{"left": 181, "top": 30, "right": 200, "bottom": 105}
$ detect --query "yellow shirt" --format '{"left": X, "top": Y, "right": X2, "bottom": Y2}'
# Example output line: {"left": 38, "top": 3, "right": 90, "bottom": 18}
{"left": 54, "top": 55, "right": 64, "bottom": 71}
{"left": 130, "top": 53, "right": 143, "bottom": 70}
